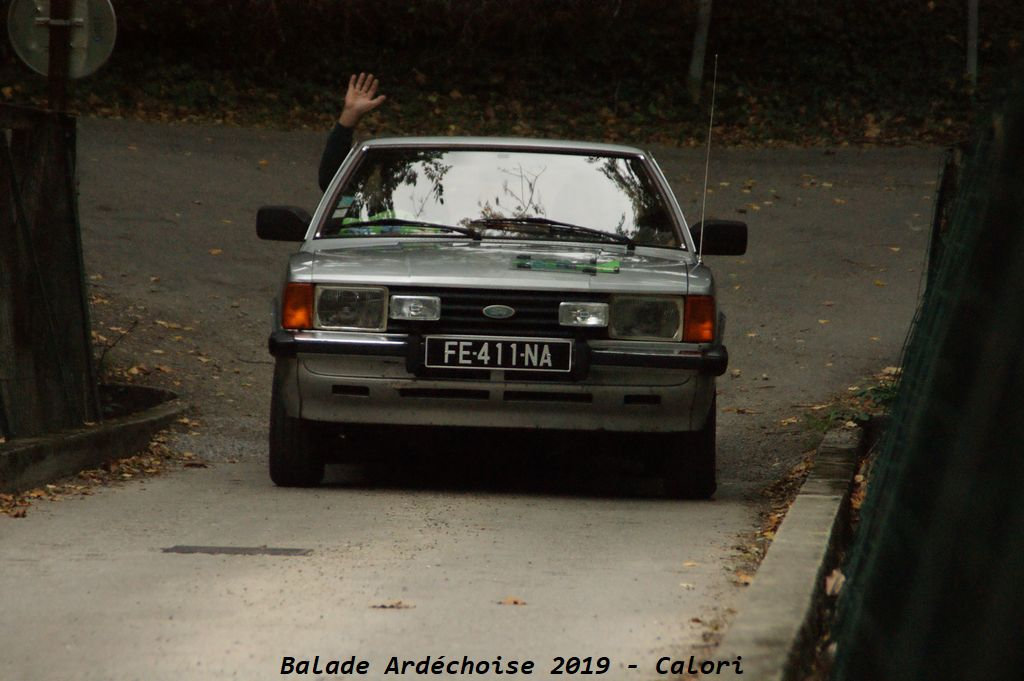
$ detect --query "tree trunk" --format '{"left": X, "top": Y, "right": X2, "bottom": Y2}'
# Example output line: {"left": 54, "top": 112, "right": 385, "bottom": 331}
{"left": 966, "top": 0, "right": 978, "bottom": 89}
{"left": 687, "top": 0, "right": 713, "bottom": 104}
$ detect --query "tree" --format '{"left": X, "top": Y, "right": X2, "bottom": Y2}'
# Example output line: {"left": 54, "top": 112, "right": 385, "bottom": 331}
{"left": 966, "top": 0, "right": 979, "bottom": 90}
{"left": 687, "top": 0, "right": 713, "bottom": 104}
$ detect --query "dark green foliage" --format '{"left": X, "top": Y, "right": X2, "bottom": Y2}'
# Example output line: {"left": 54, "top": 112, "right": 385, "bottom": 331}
{"left": 831, "top": 74, "right": 1024, "bottom": 680}
{"left": 1, "top": 1, "right": 1022, "bottom": 142}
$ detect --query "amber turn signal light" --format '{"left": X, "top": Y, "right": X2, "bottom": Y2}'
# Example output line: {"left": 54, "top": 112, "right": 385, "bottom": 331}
{"left": 282, "top": 283, "right": 314, "bottom": 330}
{"left": 683, "top": 296, "right": 715, "bottom": 343}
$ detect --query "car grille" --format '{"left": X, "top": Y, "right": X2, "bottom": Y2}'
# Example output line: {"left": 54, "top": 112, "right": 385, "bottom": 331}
{"left": 387, "top": 287, "right": 609, "bottom": 339}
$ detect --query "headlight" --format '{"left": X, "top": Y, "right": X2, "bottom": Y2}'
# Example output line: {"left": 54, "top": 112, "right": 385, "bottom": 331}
{"left": 314, "top": 286, "right": 388, "bottom": 330}
{"left": 609, "top": 295, "right": 683, "bottom": 341}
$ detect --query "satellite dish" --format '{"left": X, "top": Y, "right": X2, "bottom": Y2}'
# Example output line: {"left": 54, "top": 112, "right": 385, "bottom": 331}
{"left": 7, "top": 0, "right": 117, "bottom": 79}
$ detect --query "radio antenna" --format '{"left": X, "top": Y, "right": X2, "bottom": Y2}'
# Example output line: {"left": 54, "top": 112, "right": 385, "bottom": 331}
{"left": 697, "top": 53, "right": 719, "bottom": 266}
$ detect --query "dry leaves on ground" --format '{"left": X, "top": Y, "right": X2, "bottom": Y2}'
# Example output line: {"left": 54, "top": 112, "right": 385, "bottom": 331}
{"left": 1, "top": 434, "right": 207, "bottom": 518}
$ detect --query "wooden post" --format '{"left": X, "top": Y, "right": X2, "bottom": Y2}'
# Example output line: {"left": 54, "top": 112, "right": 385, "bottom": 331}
{"left": 47, "top": 0, "right": 72, "bottom": 112}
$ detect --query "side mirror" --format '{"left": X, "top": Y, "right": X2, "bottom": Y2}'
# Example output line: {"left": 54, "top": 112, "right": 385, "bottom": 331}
{"left": 257, "top": 205, "right": 312, "bottom": 242}
{"left": 689, "top": 219, "right": 747, "bottom": 256}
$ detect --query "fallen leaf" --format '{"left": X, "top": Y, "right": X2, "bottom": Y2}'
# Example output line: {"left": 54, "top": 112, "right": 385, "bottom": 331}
{"left": 730, "top": 369, "right": 742, "bottom": 378}
{"left": 873, "top": 279, "right": 887, "bottom": 287}
{"left": 731, "top": 407, "right": 760, "bottom": 414}
{"left": 851, "top": 486, "right": 867, "bottom": 511}
{"left": 888, "top": 246, "right": 901, "bottom": 253}
{"left": 833, "top": 198, "right": 847, "bottom": 205}
{"left": 209, "top": 248, "right": 223, "bottom": 256}
{"left": 498, "top": 596, "right": 527, "bottom": 606}
{"left": 735, "top": 572, "right": 754, "bottom": 586}
{"left": 825, "top": 568, "right": 846, "bottom": 596}
{"left": 683, "top": 561, "right": 699, "bottom": 567}
{"left": 779, "top": 416, "right": 799, "bottom": 426}
{"left": 818, "top": 319, "right": 830, "bottom": 324}
{"left": 257, "top": 159, "right": 269, "bottom": 168}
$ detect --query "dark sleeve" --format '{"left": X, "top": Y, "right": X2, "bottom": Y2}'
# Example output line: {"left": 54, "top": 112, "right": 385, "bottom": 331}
{"left": 318, "top": 123, "right": 355, "bottom": 192}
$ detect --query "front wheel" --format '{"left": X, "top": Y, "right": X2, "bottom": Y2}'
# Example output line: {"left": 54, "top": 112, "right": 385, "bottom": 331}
{"left": 268, "top": 382, "right": 325, "bottom": 487}
{"left": 661, "top": 397, "right": 717, "bottom": 499}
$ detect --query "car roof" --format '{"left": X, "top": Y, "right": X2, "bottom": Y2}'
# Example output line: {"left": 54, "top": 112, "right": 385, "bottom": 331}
{"left": 359, "top": 136, "right": 646, "bottom": 156}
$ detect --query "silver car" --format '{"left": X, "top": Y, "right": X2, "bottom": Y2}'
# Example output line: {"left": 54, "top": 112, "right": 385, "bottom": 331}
{"left": 257, "top": 137, "right": 746, "bottom": 497}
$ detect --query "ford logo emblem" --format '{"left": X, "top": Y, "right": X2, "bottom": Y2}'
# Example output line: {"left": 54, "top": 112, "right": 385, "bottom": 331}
{"left": 483, "top": 304, "right": 516, "bottom": 319}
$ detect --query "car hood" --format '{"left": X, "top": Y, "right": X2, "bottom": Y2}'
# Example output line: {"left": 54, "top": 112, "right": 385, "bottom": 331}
{"left": 297, "top": 240, "right": 705, "bottom": 294}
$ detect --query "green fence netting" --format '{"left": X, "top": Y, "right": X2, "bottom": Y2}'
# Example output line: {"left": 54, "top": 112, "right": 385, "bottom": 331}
{"left": 831, "top": 77, "right": 1024, "bottom": 680}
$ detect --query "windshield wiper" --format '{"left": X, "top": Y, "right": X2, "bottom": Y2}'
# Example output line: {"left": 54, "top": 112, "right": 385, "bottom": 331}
{"left": 336, "top": 218, "right": 480, "bottom": 240}
{"left": 470, "top": 216, "right": 634, "bottom": 250}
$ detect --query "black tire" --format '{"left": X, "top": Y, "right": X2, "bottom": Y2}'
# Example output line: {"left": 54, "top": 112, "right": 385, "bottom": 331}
{"left": 662, "top": 397, "right": 717, "bottom": 499}
{"left": 268, "top": 382, "right": 325, "bottom": 487}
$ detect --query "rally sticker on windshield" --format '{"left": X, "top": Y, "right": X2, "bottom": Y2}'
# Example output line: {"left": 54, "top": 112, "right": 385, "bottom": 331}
{"left": 513, "top": 254, "right": 620, "bottom": 275}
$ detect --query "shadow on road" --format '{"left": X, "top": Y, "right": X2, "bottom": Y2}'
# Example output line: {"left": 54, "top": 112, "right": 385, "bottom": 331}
{"left": 320, "top": 427, "right": 694, "bottom": 500}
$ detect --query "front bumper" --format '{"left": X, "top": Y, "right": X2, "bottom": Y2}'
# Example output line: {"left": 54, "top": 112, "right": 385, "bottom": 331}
{"left": 268, "top": 330, "right": 729, "bottom": 375}
{"left": 270, "top": 330, "right": 722, "bottom": 432}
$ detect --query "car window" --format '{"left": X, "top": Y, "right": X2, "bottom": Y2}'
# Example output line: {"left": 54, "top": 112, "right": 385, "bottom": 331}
{"left": 320, "top": 148, "right": 681, "bottom": 248}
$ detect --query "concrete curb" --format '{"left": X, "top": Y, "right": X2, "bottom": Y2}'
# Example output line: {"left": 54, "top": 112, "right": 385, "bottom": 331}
{"left": 711, "top": 426, "right": 863, "bottom": 679}
{"left": 0, "top": 389, "right": 186, "bottom": 493}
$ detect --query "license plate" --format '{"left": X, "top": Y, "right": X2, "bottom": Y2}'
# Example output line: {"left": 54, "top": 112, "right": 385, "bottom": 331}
{"left": 424, "top": 336, "right": 573, "bottom": 372}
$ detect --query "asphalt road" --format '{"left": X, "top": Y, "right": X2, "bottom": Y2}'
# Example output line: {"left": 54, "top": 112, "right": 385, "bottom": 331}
{"left": 0, "top": 117, "right": 939, "bottom": 680}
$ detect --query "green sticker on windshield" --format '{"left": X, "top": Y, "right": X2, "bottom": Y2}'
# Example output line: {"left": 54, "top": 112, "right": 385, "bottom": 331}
{"left": 513, "top": 254, "right": 620, "bottom": 275}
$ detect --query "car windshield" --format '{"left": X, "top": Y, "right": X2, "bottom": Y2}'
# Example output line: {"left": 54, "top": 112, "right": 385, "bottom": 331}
{"left": 319, "top": 147, "right": 681, "bottom": 248}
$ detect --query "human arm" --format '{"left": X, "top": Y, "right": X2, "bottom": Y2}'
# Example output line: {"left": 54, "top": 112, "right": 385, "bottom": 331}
{"left": 318, "top": 123, "right": 354, "bottom": 192}
{"left": 318, "top": 73, "right": 386, "bottom": 191}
